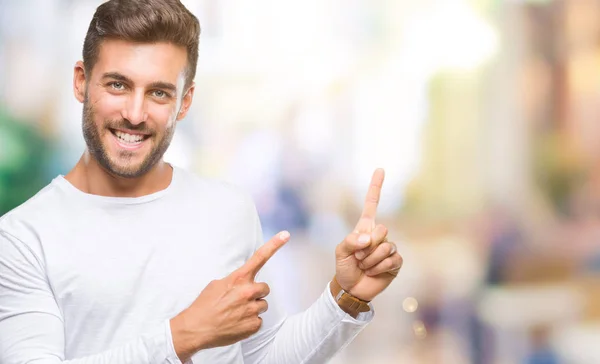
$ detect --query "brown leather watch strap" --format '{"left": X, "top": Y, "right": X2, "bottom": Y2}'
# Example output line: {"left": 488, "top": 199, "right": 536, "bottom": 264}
{"left": 330, "top": 276, "right": 371, "bottom": 319}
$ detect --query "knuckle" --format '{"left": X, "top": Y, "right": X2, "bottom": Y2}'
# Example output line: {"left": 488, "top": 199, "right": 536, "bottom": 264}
{"left": 386, "top": 258, "right": 395, "bottom": 270}
{"left": 381, "top": 243, "right": 392, "bottom": 256}
{"left": 262, "top": 283, "right": 271, "bottom": 297}
{"left": 245, "top": 303, "right": 257, "bottom": 316}
{"left": 259, "top": 299, "right": 269, "bottom": 314}
{"left": 254, "top": 282, "right": 270, "bottom": 299}
{"left": 344, "top": 234, "right": 357, "bottom": 245}
{"left": 206, "top": 279, "right": 221, "bottom": 290}
{"left": 380, "top": 224, "right": 388, "bottom": 236}
{"left": 230, "top": 270, "right": 246, "bottom": 282}
{"left": 240, "top": 286, "right": 255, "bottom": 300}
{"left": 206, "top": 279, "right": 217, "bottom": 287}
{"left": 375, "top": 223, "right": 387, "bottom": 234}
{"left": 367, "top": 193, "right": 380, "bottom": 203}
{"left": 251, "top": 317, "right": 263, "bottom": 332}
{"left": 395, "top": 254, "right": 404, "bottom": 267}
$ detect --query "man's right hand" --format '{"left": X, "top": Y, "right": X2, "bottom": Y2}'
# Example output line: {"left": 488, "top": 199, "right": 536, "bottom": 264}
{"left": 170, "top": 230, "right": 290, "bottom": 362}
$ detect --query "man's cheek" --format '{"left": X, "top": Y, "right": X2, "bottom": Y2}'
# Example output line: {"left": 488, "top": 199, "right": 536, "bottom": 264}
{"left": 95, "top": 93, "right": 126, "bottom": 114}
{"left": 149, "top": 107, "right": 177, "bottom": 128}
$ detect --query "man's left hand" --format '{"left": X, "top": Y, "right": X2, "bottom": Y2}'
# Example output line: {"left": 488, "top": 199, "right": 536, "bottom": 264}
{"left": 334, "top": 169, "right": 403, "bottom": 302}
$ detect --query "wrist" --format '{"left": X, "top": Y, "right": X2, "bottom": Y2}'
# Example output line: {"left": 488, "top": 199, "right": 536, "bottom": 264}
{"left": 170, "top": 311, "right": 211, "bottom": 361}
{"left": 329, "top": 276, "right": 371, "bottom": 319}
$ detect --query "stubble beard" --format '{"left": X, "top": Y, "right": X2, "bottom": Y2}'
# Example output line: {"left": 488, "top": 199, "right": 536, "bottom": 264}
{"left": 81, "top": 95, "right": 176, "bottom": 179}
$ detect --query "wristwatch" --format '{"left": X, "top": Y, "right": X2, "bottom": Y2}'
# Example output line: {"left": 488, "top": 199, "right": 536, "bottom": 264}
{"left": 330, "top": 276, "right": 371, "bottom": 319}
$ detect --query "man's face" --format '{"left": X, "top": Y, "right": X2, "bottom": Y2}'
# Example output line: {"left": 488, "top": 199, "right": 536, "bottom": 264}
{"left": 75, "top": 39, "right": 193, "bottom": 178}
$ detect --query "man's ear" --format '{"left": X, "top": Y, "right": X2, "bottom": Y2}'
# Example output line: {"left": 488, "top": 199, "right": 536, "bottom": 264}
{"left": 73, "top": 61, "right": 87, "bottom": 103}
{"left": 176, "top": 82, "right": 195, "bottom": 121}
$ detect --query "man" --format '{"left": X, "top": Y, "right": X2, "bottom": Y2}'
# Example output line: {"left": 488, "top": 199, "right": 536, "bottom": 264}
{"left": 0, "top": 0, "right": 403, "bottom": 363}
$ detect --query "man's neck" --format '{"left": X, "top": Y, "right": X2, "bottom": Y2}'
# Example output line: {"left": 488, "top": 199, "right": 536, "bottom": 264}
{"left": 64, "top": 152, "right": 173, "bottom": 198}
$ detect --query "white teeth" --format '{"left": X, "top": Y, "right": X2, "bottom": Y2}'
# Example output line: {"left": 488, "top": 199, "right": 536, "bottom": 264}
{"left": 115, "top": 130, "right": 144, "bottom": 144}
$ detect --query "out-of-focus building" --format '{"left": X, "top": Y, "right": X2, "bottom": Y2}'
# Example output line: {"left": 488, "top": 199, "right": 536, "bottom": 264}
{"left": 4, "top": 0, "right": 600, "bottom": 363}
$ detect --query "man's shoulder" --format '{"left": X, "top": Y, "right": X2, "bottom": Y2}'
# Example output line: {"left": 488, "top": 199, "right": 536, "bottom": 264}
{"left": 0, "top": 179, "right": 62, "bottom": 239}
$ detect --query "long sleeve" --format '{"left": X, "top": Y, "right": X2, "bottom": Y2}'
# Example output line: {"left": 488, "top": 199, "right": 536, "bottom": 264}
{"left": 0, "top": 230, "right": 183, "bottom": 364}
{"left": 240, "top": 206, "right": 374, "bottom": 364}
{"left": 242, "top": 283, "right": 374, "bottom": 364}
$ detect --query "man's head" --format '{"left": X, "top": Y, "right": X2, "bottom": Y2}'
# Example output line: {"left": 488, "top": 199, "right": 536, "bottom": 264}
{"left": 73, "top": 0, "right": 200, "bottom": 178}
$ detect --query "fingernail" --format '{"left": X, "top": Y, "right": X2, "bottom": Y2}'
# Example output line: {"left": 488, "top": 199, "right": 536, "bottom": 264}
{"left": 358, "top": 234, "right": 370, "bottom": 246}
{"left": 279, "top": 231, "right": 290, "bottom": 240}
{"left": 355, "top": 251, "right": 366, "bottom": 260}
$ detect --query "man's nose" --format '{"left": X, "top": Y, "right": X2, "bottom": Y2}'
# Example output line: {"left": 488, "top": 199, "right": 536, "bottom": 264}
{"left": 121, "top": 91, "right": 148, "bottom": 125}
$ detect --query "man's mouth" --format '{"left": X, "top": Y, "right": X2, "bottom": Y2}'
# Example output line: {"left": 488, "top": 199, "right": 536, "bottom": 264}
{"left": 110, "top": 129, "right": 151, "bottom": 149}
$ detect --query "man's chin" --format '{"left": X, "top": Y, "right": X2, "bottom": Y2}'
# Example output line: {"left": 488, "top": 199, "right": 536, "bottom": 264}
{"left": 102, "top": 159, "right": 151, "bottom": 179}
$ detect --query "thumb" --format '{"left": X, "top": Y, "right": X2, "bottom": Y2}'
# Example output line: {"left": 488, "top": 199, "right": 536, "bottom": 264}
{"left": 336, "top": 231, "right": 371, "bottom": 258}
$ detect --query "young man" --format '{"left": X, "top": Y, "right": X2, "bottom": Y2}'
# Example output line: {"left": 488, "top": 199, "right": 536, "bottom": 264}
{"left": 0, "top": 0, "right": 403, "bottom": 363}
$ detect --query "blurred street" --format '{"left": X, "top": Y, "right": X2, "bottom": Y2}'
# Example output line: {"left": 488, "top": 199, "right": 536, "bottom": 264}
{"left": 2, "top": 0, "right": 600, "bottom": 363}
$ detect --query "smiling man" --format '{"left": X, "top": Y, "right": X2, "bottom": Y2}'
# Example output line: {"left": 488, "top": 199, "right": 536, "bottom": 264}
{"left": 0, "top": 1, "right": 403, "bottom": 363}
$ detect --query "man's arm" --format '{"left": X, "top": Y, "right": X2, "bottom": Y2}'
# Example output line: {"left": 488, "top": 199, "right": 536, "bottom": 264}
{"left": 240, "top": 169, "right": 402, "bottom": 364}
{"left": 238, "top": 205, "right": 374, "bottom": 364}
{"left": 0, "top": 230, "right": 183, "bottom": 364}
{"left": 241, "top": 281, "right": 373, "bottom": 364}
{"left": 2, "top": 223, "right": 296, "bottom": 364}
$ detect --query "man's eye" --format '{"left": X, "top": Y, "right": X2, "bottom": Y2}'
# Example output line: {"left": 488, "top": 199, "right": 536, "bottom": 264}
{"left": 153, "top": 90, "right": 168, "bottom": 98}
{"left": 110, "top": 82, "right": 125, "bottom": 90}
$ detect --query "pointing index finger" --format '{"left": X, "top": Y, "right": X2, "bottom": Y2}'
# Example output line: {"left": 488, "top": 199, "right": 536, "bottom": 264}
{"left": 237, "top": 231, "right": 290, "bottom": 279}
{"left": 355, "top": 168, "right": 385, "bottom": 233}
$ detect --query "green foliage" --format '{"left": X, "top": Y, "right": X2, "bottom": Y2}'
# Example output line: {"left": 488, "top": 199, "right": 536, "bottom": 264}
{"left": 0, "top": 108, "right": 52, "bottom": 215}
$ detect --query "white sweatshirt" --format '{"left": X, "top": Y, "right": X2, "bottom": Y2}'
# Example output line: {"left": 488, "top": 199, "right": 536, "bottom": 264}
{"left": 0, "top": 166, "right": 372, "bottom": 364}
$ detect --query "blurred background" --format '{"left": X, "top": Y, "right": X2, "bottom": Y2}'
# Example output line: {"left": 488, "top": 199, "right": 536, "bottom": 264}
{"left": 2, "top": 0, "right": 600, "bottom": 363}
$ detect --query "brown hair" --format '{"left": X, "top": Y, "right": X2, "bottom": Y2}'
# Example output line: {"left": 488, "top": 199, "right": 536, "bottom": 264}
{"left": 83, "top": 0, "right": 200, "bottom": 88}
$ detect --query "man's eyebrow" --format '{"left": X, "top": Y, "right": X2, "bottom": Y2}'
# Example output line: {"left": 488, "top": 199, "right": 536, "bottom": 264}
{"left": 101, "top": 72, "right": 133, "bottom": 84}
{"left": 148, "top": 81, "right": 177, "bottom": 93}
{"left": 101, "top": 73, "right": 177, "bottom": 93}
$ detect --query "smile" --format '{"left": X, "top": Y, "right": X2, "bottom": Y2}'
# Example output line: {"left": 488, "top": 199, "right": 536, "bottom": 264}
{"left": 110, "top": 129, "right": 150, "bottom": 150}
